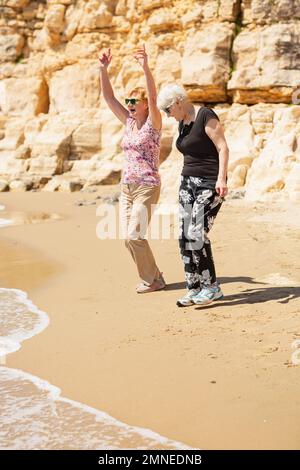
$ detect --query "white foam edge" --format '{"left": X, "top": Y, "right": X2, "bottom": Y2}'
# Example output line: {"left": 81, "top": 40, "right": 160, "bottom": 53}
{"left": 1, "top": 366, "right": 196, "bottom": 450}
{"left": 0, "top": 289, "right": 196, "bottom": 449}
{"left": 0, "top": 287, "right": 49, "bottom": 358}
{"left": 0, "top": 218, "right": 13, "bottom": 227}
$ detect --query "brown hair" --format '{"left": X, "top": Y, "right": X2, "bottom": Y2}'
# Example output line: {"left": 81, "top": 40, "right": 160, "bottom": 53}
{"left": 129, "top": 87, "right": 148, "bottom": 102}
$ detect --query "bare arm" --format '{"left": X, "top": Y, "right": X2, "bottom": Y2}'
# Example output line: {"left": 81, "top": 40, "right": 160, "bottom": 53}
{"left": 134, "top": 44, "right": 162, "bottom": 131}
{"left": 98, "top": 49, "right": 129, "bottom": 125}
{"left": 205, "top": 118, "right": 229, "bottom": 198}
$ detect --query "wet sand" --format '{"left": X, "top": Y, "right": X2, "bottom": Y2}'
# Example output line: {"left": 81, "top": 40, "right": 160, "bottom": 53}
{"left": 0, "top": 188, "right": 300, "bottom": 449}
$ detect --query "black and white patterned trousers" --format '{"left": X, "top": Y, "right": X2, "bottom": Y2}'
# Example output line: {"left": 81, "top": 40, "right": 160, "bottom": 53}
{"left": 179, "top": 175, "right": 223, "bottom": 290}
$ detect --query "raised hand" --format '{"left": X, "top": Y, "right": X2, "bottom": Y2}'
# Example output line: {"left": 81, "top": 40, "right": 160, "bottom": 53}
{"left": 98, "top": 48, "right": 112, "bottom": 69}
{"left": 133, "top": 44, "right": 148, "bottom": 69}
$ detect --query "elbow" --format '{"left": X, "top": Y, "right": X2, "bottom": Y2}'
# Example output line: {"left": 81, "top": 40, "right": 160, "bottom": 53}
{"left": 219, "top": 143, "right": 229, "bottom": 155}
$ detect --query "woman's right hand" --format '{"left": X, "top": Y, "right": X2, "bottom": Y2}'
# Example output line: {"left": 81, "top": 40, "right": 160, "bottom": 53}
{"left": 134, "top": 44, "right": 148, "bottom": 70}
{"left": 98, "top": 48, "right": 112, "bottom": 69}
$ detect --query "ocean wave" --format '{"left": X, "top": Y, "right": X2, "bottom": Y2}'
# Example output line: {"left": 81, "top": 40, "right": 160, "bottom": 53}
{"left": 0, "top": 288, "right": 49, "bottom": 358}
{"left": 0, "top": 288, "right": 193, "bottom": 450}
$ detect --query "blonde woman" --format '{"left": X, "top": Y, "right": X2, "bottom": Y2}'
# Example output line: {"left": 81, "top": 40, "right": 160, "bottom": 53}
{"left": 157, "top": 85, "right": 229, "bottom": 307}
{"left": 99, "top": 45, "right": 165, "bottom": 293}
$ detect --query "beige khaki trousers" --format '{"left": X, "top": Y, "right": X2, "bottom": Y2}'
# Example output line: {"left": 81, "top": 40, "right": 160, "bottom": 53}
{"left": 120, "top": 183, "right": 161, "bottom": 285}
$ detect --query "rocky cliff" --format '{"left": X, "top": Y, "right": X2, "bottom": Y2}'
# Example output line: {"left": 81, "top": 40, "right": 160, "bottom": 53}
{"left": 0, "top": 0, "right": 300, "bottom": 201}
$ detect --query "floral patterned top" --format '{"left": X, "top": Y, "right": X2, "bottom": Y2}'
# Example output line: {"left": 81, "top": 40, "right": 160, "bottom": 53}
{"left": 121, "top": 115, "right": 161, "bottom": 186}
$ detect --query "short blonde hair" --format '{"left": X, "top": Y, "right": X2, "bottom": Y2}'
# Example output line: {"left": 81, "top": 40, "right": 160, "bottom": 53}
{"left": 157, "top": 84, "right": 187, "bottom": 110}
{"left": 129, "top": 87, "right": 148, "bottom": 102}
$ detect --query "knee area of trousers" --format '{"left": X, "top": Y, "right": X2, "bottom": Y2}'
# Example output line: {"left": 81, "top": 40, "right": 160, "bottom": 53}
{"left": 125, "top": 237, "right": 142, "bottom": 247}
{"left": 125, "top": 238, "right": 134, "bottom": 248}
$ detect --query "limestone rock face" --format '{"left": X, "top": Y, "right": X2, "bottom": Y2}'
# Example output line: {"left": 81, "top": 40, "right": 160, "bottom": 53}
{"left": 9, "top": 178, "right": 31, "bottom": 191}
{"left": 182, "top": 23, "right": 235, "bottom": 102}
{"left": 244, "top": 106, "right": 300, "bottom": 202}
{"left": 6, "top": 1, "right": 30, "bottom": 7}
{"left": 0, "top": 0, "right": 299, "bottom": 202}
{"left": 0, "top": 34, "right": 25, "bottom": 63}
{"left": 228, "top": 23, "right": 300, "bottom": 103}
{"left": 48, "top": 63, "right": 100, "bottom": 114}
{"left": 0, "top": 180, "right": 9, "bottom": 192}
{"left": 242, "top": 0, "right": 300, "bottom": 25}
{"left": 0, "top": 77, "right": 49, "bottom": 116}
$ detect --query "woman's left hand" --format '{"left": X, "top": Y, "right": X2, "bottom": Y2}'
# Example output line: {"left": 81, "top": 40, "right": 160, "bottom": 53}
{"left": 134, "top": 44, "right": 148, "bottom": 69}
{"left": 215, "top": 179, "right": 228, "bottom": 198}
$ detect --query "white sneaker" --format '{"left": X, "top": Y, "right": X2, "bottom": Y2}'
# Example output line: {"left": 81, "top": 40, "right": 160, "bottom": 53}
{"left": 176, "top": 288, "right": 201, "bottom": 307}
{"left": 193, "top": 285, "right": 224, "bottom": 306}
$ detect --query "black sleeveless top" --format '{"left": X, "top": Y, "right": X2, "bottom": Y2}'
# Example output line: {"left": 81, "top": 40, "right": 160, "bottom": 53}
{"left": 176, "top": 107, "right": 220, "bottom": 180}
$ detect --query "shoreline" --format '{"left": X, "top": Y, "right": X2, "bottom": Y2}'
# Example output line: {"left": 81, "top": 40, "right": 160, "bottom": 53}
{"left": 0, "top": 189, "right": 300, "bottom": 449}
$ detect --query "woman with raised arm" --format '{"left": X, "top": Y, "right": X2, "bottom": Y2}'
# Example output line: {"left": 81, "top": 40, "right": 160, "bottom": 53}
{"left": 98, "top": 45, "right": 165, "bottom": 293}
{"left": 157, "top": 85, "right": 229, "bottom": 307}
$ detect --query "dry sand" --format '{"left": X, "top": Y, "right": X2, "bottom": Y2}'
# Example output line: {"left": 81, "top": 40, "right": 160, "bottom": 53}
{"left": 0, "top": 187, "right": 300, "bottom": 449}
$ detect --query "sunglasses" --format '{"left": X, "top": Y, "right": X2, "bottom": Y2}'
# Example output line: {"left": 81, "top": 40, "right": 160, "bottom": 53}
{"left": 125, "top": 98, "right": 140, "bottom": 105}
{"left": 163, "top": 105, "right": 172, "bottom": 115}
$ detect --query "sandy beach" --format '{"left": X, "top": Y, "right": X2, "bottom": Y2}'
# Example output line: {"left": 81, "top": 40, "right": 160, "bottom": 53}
{"left": 0, "top": 187, "right": 300, "bottom": 449}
